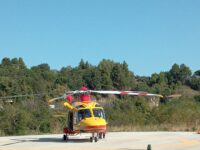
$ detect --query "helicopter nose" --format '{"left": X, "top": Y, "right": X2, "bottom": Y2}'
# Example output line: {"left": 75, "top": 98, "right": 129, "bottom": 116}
{"left": 81, "top": 117, "right": 107, "bottom": 131}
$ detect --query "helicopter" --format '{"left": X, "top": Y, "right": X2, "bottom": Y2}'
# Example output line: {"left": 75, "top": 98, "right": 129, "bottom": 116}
{"left": 49, "top": 86, "right": 163, "bottom": 142}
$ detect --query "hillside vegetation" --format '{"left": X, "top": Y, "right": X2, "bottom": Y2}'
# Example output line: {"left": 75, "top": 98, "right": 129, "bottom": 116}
{"left": 0, "top": 57, "right": 200, "bottom": 135}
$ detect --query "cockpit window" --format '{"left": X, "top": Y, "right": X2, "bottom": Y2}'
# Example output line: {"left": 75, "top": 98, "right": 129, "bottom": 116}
{"left": 77, "top": 109, "right": 91, "bottom": 121}
{"left": 93, "top": 108, "right": 105, "bottom": 119}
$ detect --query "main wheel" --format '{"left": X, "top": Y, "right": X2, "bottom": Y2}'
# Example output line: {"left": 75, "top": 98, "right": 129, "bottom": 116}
{"left": 63, "top": 134, "right": 69, "bottom": 141}
{"left": 103, "top": 133, "right": 105, "bottom": 139}
{"left": 63, "top": 134, "right": 67, "bottom": 141}
{"left": 98, "top": 133, "right": 102, "bottom": 139}
{"left": 90, "top": 137, "right": 93, "bottom": 142}
{"left": 94, "top": 137, "right": 98, "bottom": 142}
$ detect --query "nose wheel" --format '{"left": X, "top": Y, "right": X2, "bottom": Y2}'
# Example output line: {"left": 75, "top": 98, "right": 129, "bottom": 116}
{"left": 90, "top": 133, "right": 98, "bottom": 142}
{"left": 90, "top": 132, "right": 105, "bottom": 142}
{"left": 98, "top": 132, "right": 106, "bottom": 139}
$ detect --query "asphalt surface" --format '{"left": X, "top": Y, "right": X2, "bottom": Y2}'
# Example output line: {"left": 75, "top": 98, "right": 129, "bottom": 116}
{"left": 0, "top": 132, "right": 200, "bottom": 150}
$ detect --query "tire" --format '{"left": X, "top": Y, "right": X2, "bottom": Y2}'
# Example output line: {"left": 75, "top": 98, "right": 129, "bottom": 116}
{"left": 94, "top": 137, "right": 98, "bottom": 142}
{"left": 66, "top": 135, "right": 69, "bottom": 142}
{"left": 90, "top": 137, "right": 93, "bottom": 142}
{"left": 63, "top": 134, "right": 66, "bottom": 141}
{"left": 98, "top": 133, "right": 102, "bottom": 139}
{"left": 103, "top": 133, "right": 105, "bottom": 139}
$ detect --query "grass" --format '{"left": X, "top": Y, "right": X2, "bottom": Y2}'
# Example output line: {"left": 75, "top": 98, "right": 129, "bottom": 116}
{"left": 107, "top": 124, "right": 200, "bottom": 132}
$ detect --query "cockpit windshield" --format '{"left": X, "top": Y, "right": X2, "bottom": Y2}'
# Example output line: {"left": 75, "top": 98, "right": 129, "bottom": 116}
{"left": 93, "top": 108, "right": 105, "bottom": 119}
{"left": 77, "top": 109, "right": 91, "bottom": 121}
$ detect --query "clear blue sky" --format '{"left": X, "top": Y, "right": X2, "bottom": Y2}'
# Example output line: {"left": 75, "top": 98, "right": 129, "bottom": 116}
{"left": 0, "top": 0, "right": 199, "bottom": 76}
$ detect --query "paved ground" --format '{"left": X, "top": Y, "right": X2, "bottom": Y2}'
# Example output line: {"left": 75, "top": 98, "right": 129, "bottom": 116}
{"left": 0, "top": 132, "right": 200, "bottom": 150}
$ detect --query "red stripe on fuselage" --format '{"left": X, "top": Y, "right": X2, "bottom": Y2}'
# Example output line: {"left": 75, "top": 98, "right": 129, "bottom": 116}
{"left": 86, "top": 125, "right": 106, "bottom": 130}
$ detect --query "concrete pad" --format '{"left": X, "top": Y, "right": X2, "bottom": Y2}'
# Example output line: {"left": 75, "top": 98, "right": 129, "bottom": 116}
{"left": 0, "top": 132, "right": 200, "bottom": 150}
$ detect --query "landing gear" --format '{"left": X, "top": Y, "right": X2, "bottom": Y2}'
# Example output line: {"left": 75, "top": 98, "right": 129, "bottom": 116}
{"left": 98, "top": 132, "right": 106, "bottom": 139}
{"left": 94, "top": 137, "right": 98, "bottom": 142}
{"left": 63, "top": 134, "right": 69, "bottom": 141}
{"left": 90, "top": 133, "right": 98, "bottom": 142}
{"left": 98, "top": 132, "right": 103, "bottom": 139}
{"left": 98, "top": 133, "right": 102, "bottom": 139}
{"left": 103, "top": 132, "right": 106, "bottom": 139}
{"left": 90, "top": 137, "right": 93, "bottom": 142}
{"left": 90, "top": 132, "right": 106, "bottom": 142}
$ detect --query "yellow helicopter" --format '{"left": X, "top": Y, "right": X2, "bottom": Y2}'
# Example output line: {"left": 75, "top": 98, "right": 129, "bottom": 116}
{"left": 49, "top": 86, "right": 163, "bottom": 142}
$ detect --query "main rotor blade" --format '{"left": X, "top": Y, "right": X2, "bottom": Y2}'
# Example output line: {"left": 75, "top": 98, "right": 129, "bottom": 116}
{"left": 0, "top": 93, "right": 47, "bottom": 100}
{"left": 48, "top": 95, "right": 65, "bottom": 103}
{"left": 48, "top": 90, "right": 163, "bottom": 103}
{"left": 90, "top": 90, "right": 163, "bottom": 98}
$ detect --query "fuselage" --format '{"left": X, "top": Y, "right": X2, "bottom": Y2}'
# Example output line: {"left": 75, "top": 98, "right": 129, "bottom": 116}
{"left": 69, "top": 101, "right": 107, "bottom": 133}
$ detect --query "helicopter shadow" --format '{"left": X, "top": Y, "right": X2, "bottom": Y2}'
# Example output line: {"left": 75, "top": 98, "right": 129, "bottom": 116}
{"left": 33, "top": 137, "right": 91, "bottom": 143}
{"left": 0, "top": 137, "right": 90, "bottom": 147}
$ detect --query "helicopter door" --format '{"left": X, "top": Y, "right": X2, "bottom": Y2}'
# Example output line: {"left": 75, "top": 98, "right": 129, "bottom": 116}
{"left": 73, "top": 111, "right": 79, "bottom": 130}
{"left": 68, "top": 111, "right": 73, "bottom": 130}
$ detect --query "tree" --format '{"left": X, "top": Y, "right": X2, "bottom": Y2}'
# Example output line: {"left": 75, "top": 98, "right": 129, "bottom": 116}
{"left": 82, "top": 68, "right": 102, "bottom": 89}
{"left": 1, "top": 57, "right": 11, "bottom": 66}
{"left": 189, "top": 77, "right": 200, "bottom": 90}
{"left": 98, "top": 59, "right": 113, "bottom": 89}
{"left": 78, "top": 59, "right": 90, "bottom": 70}
{"left": 179, "top": 64, "right": 191, "bottom": 84}
{"left": 194, "top": 70, "right": 200, "bottom": 77}
{"left": 111, "top": 64, "right": 122, "bottom": 89}
{"left": 169, "top": 64, "right": 191, "bottom": 85}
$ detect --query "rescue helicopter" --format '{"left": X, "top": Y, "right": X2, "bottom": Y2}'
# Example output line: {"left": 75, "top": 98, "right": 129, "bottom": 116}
{"left": 49, "top": 86, "right": 163, "bottom": 142}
